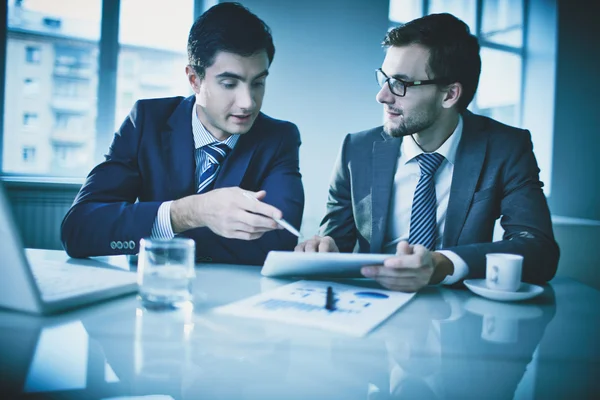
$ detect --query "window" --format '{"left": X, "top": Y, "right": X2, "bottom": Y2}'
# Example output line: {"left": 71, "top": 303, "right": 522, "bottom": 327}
{"left": 2, "top": 0, "right": 200, "bottom": 178}
{"left": 387, "top": 0, "right": 556, "bottom": 195}
{"left": 22, "top": 146, "right": 36, "bottom": 163}
{"left": 388, "top": 0, "right": 525, "bottom": 127}
{"left": 23, "top": 112, "right": 38, "bottom": 128}
{"left": 25, "top": 46, "right": 41, "bottom": 63}
{"left": 482, "top": 0, "right": 524, "bottom": 47}
{"left": 389, "top": 0, "right": 422, "bottom": 23}
{"left": 429, "top": 0, "right": 476, "bottom": 33}
{"left": 3, "top": 0, "right": 101, "bottom": 176}
{"left": 121, "top": 92, "right": 134, "bottom": 108}
{"left": 53, "top": 78, "right": 89, "bottom": 99}
{"left": 477, "top": 48, "right": 522, "bottom": 126}
{"left": 54, "top": 45, "right": 94, "bottom": 78}
{"left": 53, "top": 144, "right": 78, "bottom": 167}
{"left": 120, "top": 57, "right": 136, "bottom": 78}
{"left": 115, "top": 0, "right": 193, "bottom": 131}
{"left": 54, "top": 113, "right": 84, "bottom": 132}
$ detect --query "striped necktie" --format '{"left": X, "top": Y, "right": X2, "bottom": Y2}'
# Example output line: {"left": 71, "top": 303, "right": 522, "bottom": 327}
{"left": 408, "top": 152, "right": 445, "bottom": 250}
{"left": 196, "top": 143, "right": 231, "bottom": 194}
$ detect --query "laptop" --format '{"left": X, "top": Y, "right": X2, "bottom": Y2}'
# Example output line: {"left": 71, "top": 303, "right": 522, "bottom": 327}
{"left": 0, "top": 182, "right": 138, "bottom": 315}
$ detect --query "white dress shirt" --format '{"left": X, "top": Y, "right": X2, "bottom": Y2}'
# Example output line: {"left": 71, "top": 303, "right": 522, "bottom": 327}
{"left": 383, "top": 116, "right": 468, "bottom": 285}
{"left": 150, "top": 101, "right": 239, "bottom": 239}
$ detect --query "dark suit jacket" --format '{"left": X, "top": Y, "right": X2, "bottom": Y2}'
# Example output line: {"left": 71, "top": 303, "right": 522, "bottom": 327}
{"left": 319, "top": 111, "right": 559, "bottom": 283}
{"left": 61, "top": 96, "right": 304, "bottom": 265}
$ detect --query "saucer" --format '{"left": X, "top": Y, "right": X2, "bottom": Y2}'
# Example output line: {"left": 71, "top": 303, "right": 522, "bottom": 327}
{"left": 464, "top": 279, "right": 544, "bottom": 302}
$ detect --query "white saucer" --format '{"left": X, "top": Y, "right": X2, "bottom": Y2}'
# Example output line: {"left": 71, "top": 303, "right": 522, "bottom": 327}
{"left": 464, "top": 279, "right": 544, "bottom": 302}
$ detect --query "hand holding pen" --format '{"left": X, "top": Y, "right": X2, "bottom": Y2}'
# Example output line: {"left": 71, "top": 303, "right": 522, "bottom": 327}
{"left": 242, "top": 191, "right": 302, "bottom": 238}
{"left": 171, "top": 187, "right": 284, "bottom": 240}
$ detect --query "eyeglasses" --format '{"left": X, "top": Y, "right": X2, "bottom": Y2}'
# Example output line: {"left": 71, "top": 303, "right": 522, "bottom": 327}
{"left": 375, "top": 68, "right": 450, "bottom": 97}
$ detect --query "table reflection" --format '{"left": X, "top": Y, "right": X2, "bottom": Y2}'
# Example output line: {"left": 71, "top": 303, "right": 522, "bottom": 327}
{"left": 370, "top": 286, "right": 556, "bottom": 399}
{"left": 0, "top": 306, "right": 132, "bottom": 398}
{"left": 0, "top": 282, "right": 561, "bottom": 399}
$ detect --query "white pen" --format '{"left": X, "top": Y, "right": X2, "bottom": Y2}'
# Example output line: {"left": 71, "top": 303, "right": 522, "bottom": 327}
{"left": 242, "top": 192, "right": 302, "bottom": 238}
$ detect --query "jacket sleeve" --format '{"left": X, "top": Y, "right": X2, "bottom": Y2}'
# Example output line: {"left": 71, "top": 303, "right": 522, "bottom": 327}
{"left": 182, "top": 123, "right": 305, "bottom": 265}
{"left": 61, "top": 101, "right": 162, "bottom": 257}
{"left": 445, "top": 131, "right": 560, "bottom": 284}
{"left": 319, "top": 134, "right": 358, "bottom": 252}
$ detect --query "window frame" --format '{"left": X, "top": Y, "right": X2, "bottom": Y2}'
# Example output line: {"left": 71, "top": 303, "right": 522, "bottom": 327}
{"left": 389, "top": 0, "right": 528, "bottom": 125}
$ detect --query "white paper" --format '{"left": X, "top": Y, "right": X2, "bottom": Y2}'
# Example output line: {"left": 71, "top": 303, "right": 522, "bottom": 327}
{"left": 214, "top": 280, "right": 415, "bottom": 337}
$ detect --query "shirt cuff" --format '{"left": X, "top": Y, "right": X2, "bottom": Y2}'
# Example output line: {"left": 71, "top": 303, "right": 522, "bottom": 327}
{"left": 437, "top": 250, "right": 469, "bottom": 285}
{"left": 151, "top": 201, "right": 175, "bottom": 239}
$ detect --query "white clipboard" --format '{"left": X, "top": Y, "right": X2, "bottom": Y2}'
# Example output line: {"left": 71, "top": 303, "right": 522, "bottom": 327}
{"left": 260, "top": 251, "right": 390, "bottom": 278}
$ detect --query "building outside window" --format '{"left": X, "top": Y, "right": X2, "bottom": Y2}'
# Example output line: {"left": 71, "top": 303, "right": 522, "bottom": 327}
{"left": 3, "top": 0, "right": 101, "bottom": 176}
{"left": 2, "top": 0, "right": 193, "bottom": 178}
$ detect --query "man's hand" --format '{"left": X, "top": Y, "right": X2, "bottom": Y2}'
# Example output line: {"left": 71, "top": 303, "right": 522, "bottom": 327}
{"left": 170, "top": 188, "right": 283, "bottom": 240}
{"left": 361, "top": 241, "right": 454, "bottom": 292}
{"left": 294, "top": 235, "right": 339, "bottom": 253}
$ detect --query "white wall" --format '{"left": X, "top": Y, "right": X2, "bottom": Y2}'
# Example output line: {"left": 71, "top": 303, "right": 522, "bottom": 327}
{"left": 236, "top": 0, "right": 390, "bottom": 236}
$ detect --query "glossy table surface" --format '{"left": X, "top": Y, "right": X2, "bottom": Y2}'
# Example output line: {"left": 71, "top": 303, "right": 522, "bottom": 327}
{"left": 0, "top": 252, "right": 599, "bottom": 399}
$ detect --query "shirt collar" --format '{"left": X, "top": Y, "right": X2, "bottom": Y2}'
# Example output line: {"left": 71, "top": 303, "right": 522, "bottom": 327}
{"left": 401, "top": 114, "right": 463, "bottom": 165}
{"left": 191, "top": 100, "right": 240, "bottom": 150}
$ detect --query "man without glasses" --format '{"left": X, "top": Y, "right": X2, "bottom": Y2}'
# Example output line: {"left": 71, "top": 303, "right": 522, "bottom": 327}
{"left": 296, "top": 13, "right": 559, "bottom": 292}
{"left": 62, "top": 2, "right": 304, "bottom": 265}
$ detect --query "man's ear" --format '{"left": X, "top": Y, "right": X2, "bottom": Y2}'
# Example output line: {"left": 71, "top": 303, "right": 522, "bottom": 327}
{"left": 441, "top": 82, "right": 462, "bottom": 109}
{"left": 186, "top": 65, "right": 202, "bottom": 94}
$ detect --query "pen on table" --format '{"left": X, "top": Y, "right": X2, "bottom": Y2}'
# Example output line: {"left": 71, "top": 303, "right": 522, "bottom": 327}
{"left": 325, "top": 286, "right": 336, "bottom": 311}
{"left": 242, "top": 192, "right": 302, "bottom": 238}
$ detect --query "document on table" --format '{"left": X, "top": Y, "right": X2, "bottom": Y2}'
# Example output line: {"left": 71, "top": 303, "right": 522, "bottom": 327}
{"left": 213, "top": 280, "right": 416, "bottom": 337}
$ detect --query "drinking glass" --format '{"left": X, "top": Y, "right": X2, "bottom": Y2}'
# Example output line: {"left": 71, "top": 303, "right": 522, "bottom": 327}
{"left": 137, "top": 238, "right": 195, "bottom": 309}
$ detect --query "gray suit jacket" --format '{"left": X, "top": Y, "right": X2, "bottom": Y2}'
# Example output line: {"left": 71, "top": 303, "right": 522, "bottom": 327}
{"left": 319, "top": 111, "right": 559, "bottom": 284}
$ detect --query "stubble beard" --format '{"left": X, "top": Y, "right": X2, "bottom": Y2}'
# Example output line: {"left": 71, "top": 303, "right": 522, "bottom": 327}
{"left": 384, "top": 104, "right": 440, "bottom": 138}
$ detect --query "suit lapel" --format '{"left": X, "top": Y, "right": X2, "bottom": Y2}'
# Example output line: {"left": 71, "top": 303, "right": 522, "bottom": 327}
{"left": 163, "top": 96, "right": 196, "bottom": 197}
{"left": 370, "top": 131, "right": 401, "bottom": 253}
{"left": 443, "top": 111, "right": 488, "bottom": 247}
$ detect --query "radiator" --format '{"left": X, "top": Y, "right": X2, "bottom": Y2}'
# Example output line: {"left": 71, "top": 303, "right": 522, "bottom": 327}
{"left": 5, "top": 184, "right": 79, "bottom": 250}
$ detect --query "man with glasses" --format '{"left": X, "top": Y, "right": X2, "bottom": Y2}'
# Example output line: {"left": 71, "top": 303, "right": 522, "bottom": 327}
{"left": 61, "top": 3, "right": 304, "bottom": 265}
{"left": 296, "top": 13, "right": 559, "bottom": 292}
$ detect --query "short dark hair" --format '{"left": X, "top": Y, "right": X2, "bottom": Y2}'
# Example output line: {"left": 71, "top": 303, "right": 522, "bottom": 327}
{"left": 187, "top": 2, "right": 275, "bottom": 77}
{"left": 383, "top": 13, "right": 481, "bottom": 111}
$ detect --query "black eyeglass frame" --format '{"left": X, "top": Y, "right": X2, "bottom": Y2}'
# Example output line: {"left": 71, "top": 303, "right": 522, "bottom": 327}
{"left": 375, "top": 68, "right": 451, "bottom": 97}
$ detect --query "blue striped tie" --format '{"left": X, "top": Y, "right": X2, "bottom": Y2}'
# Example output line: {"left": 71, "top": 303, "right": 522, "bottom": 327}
{"left": 408, "top": 152, "right": 445, "bottom": 250}
{"left": 197, "top": 143, "right": 231, "bottom": 194}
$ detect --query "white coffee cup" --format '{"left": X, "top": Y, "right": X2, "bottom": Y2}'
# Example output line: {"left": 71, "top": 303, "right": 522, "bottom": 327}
{"left": 485, "top": 253, "right": 523, "bottom": 292}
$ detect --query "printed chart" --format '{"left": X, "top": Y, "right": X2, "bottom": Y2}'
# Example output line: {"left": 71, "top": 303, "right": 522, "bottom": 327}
{"left": 214, "top": 280, "right": 415, "bottom": 337}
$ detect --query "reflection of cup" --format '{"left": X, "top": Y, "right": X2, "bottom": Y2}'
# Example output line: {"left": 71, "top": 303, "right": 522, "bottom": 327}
{"left": 485, "top": 253, "right": 523, "bottom": 292}
{"left": 138, "top": 238, "right": 196, "bottom": 309}
{"left": 465, "top": 297, "right": 543, "bottom": 344}
{"left": 482, "top": 315, "right": 518, "bottom": 343}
